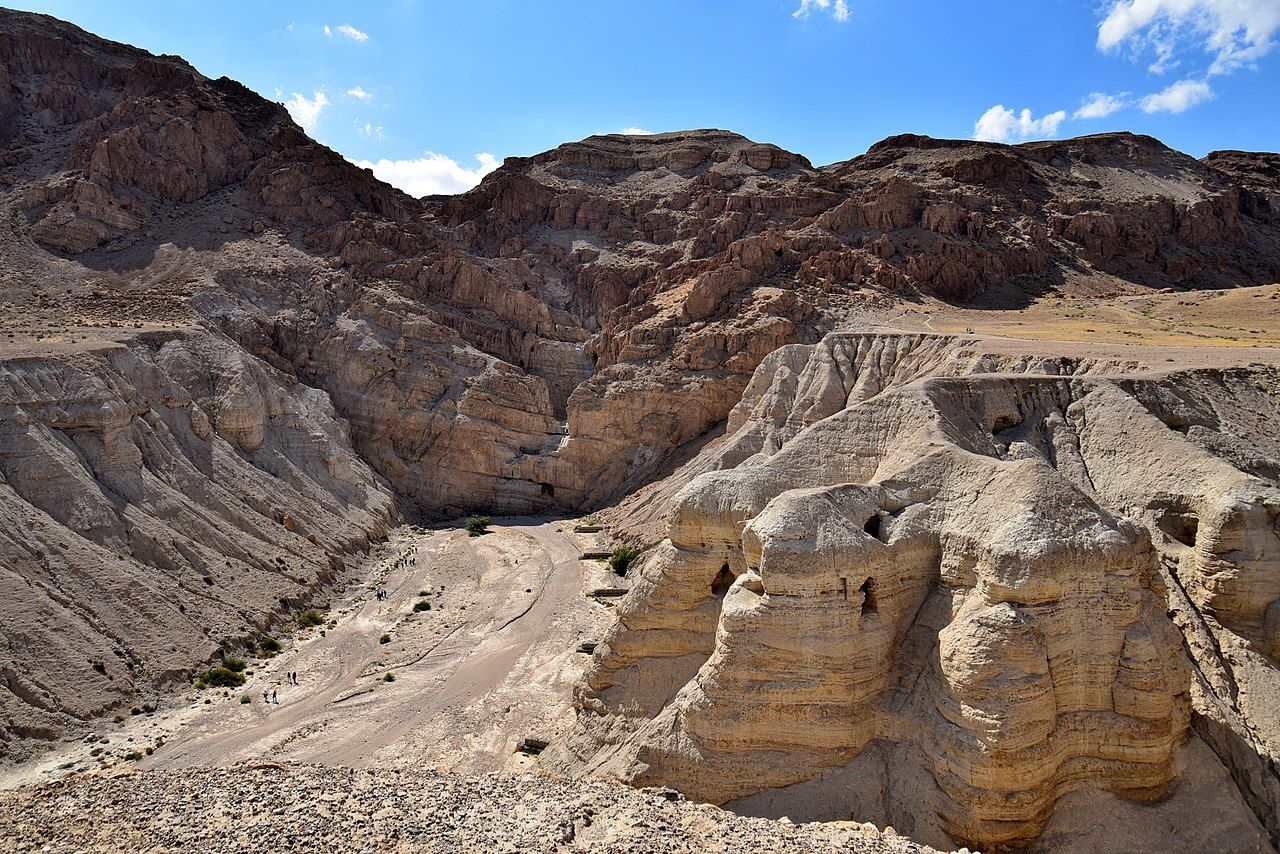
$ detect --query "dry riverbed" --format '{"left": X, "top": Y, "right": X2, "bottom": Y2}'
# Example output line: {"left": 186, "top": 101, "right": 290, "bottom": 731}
{"left": 2, "top": 518, "right": 620, "bottom": 786}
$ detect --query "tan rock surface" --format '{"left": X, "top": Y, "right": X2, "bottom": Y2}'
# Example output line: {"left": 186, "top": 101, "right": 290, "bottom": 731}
{"left": 552, "top": 332, "right": 1280, "bottom": 850}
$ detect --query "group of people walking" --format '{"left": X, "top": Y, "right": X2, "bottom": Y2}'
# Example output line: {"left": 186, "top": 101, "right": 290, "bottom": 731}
{"left": 259, "top": 672, "right": 300, "bottom": 706}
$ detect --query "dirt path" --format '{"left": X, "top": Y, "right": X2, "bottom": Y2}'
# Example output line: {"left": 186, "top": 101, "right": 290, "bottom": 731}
{"left": 2, "top": 518, "right": 619, "bottom": 785}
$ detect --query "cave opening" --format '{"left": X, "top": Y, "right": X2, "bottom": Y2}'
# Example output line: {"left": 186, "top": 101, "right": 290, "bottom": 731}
{"left": 1159, "top": 511, "right": 1199, "bottom": 547}
{"left": 860, "top": 577, "right": 878, "bottom": 615}
{"left": 711, "top": 563, "right": 735, "bottom": 597}
{"left": 864, "top": 513, "right": 884, "bottom": 541}
{"left": 539, "top": 482, "right": 555, "bottom": 498}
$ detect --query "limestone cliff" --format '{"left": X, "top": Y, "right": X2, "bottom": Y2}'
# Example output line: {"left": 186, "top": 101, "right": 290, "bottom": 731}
{"left": 551, "top": 333, "right": 1280, "bottom": 851}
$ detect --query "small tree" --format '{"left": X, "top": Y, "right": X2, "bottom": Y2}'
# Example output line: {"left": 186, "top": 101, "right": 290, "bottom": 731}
{"left": 608, "top": 546, "right": 641, "bottom": 577}
{"left": 259, "top": 637, "right": 281, "bottom": 656}
{"left": 465, "top": 516, "right": 491, "bottom": 537}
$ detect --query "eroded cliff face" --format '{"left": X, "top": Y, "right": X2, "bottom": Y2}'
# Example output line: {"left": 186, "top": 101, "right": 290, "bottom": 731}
{"left": 0, "top": 330, "right": 393, "bottom": 759}
{"left": 551, "top": 333, "right": 1280, "bottom": 851}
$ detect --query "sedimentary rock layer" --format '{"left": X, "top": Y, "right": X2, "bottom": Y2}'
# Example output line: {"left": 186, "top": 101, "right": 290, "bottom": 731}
{"left": 553, "top": 332, "right": 1280, "bottom": 851}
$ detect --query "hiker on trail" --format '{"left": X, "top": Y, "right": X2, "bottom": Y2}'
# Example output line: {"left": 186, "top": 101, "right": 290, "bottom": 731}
{"left": 272, "top": 689, "right": 278, "bottom": 704}
{"left": 262, "top": 690, "right": 268, "bottom": 703}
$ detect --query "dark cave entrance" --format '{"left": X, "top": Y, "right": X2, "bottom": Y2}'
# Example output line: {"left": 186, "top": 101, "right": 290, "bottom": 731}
{"left": 711, "top": 563, "right": 736, "bottom": 597}
{"left": 860, "top": 577, "right": 878, "bottom": 615}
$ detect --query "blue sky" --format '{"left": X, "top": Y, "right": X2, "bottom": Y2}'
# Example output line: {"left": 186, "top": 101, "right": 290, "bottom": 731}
{"left": 9, "top": 0, "right": 1280, "bottom": 195}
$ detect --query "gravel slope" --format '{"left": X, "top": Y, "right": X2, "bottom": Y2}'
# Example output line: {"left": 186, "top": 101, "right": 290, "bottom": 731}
{"left": 0, "top": 764, "right": 939, "bottom": 854}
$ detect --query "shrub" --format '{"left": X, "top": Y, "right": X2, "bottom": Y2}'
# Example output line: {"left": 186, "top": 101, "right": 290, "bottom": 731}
{"left": 413, "top": 601, "right": 431, "bottom": 612}
{"left": 464, "top": 516, "right": 491, "bottom": 537}
{"left": 124, "top": 751, "right": 143, "bottom": 761}
{"left": 197, "top": 667, "right": 245, "bottom": 689}
{"left": 418, "top": 590, "right": 430, "bottom": 597}
{"left": 259, "top": 637, "right": 281, "bottom": 655}
{"left": 221, "top": 658, "right": 247, "bottom": 673}
{"left": 383, "top": 672, "right": 395, "bottom": 682}
{"left": 608, "top": 546, "right": 641, "bottom": 576}
{"left": 379, "top": 633, "right": 391, "bottom": 644}
{"left": 297, "top": 610, "right": 324, "bottom": 628}
{"left": 240, "top": 695, "right": 251, "bottom": 704}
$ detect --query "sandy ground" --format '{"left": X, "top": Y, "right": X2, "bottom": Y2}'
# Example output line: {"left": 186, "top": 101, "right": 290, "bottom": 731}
{"left": 871, "top": 283, "right": 1280, "bottom": 348}
{"left": 0, "top": 518, "right": 621, "bottom": 788}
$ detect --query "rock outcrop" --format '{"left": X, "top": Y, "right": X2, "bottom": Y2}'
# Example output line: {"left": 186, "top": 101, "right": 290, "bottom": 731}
{"left": 551, "top": 333, "right": 1280, "bottom": 851}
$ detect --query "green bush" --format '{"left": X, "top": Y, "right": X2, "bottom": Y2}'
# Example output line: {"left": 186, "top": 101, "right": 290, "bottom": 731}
{"left": 413, "top": 601, "right": 431, "bottom": 612}
{"left": 297, "top": 610, "right": 324, "bottom": 628}
{"left": 379, "top": 633, "right": 391, "bottom": 644}
{"left": 240, "top": 695, "right": 251, "bottom": 704}
{"left": 221, "top": 658, "right": 247, "bottom": 673}
{"left": 464, "top": 516, "right": 491, "bottom": 537}
{"left": 197, "top": 667, "right": 245, "bottom": 689}
{"left": 124, "top": 751, "right": 143, "bottom": 761}
{"left": 383, "top": 672, "right": 395, "bottom": 682}
{"left": 259, "top": 637, "right": 281, "bottom": 655}
{"left": 608, "top": 546, "right": 641, "bottom": 576}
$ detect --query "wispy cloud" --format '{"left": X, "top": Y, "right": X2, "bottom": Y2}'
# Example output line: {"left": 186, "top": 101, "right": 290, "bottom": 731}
{"left": 973, "top": 105, "right": 1067, "bottom": 142}
{"left": 1098, "top": 0, "right": 1280, "bottom": 75}
{"left": 1140, "top": 77, "right": 1215, "bottom": 112}
{"left": 793, "top": 0, "right": 850, "bottom": 23}
{"left": 347, "top": 87, "right": 374, "bottom": 100}
{"left": 324, "top": 23, "right": 370, "bottom": 42}
{"left": 357, "top": 122, "right": 385, "bottom": 139}
{"left": 1073, "top": 91, "right": 1131, "bottom": 119}
{"left": 619, "top": 127, "right": 655, "bottom": 135}
{"left": 284, "top": 90, "right": 329, "bottom": 132}
{"left": 351, "top": 152, "right": 501, "bottom": 196}
{"left": 336, "top": 23, "right": 370, "bottom": 42}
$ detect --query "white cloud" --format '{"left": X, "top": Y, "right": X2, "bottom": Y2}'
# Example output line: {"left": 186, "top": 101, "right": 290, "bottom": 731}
{"left": 793, "top": 0, "right": 851, "bottom": 22}
{"left": 347, "top": 87, "right": 374, "bottom": 100}
{"left": 619, "top": 127, "right": 655, "bottom": 135}
{"left": 286, "top": 22, "right": 295, "bottom": 31}
{"left": 1074, "top": 91, "right": 1131, "bottom": 118}
{"left": 335, "top": 23, "right": 370, "bottom": 42}
{"left": 1140, "top": 77, "right": 1215, "bottom": 111}
{"left": 284, "top": 90, "right": 329, "bottom": 132}
{"left": 323, "top": 24, "right": 331, "bottom": 36}
{"left": 357, "top": 122, "right": 385, "bottom": 139}
{"left": 973, "top": 105, "right": 1068, "bottom": 142}
{"left": 1098, "top": 0, "right": 1280, "bottom": 75}
{"left": 351, "top": 152, "right": 501, "bottom": 196}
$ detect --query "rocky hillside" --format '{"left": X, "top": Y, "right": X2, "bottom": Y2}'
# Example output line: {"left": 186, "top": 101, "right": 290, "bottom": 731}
{"left": 1, "top": 7, "right": 1279, "bottom": 852}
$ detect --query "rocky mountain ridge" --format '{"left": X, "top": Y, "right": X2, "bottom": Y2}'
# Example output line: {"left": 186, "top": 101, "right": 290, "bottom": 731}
{"left": 1, "top": 9, "right": 1279, "bottom": 852}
